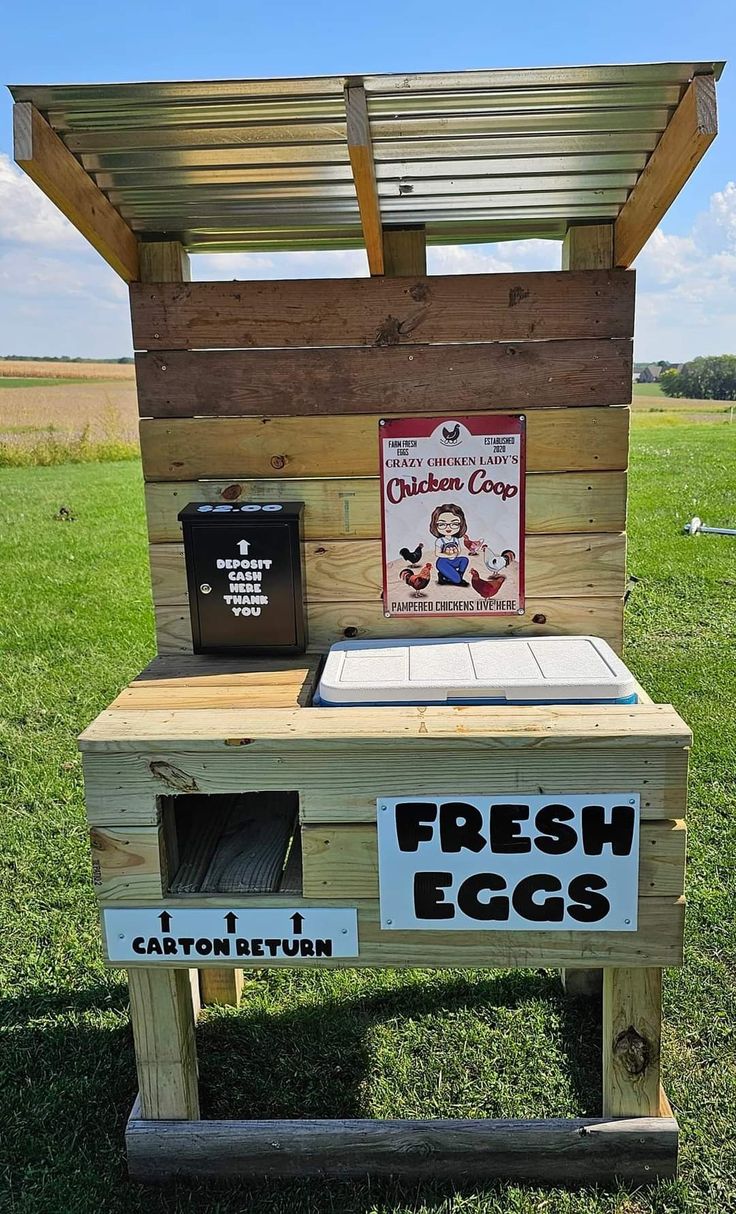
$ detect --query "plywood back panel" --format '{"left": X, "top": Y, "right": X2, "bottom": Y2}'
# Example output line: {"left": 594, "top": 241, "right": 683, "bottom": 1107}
{"left": 130, "top": 271, "right": 634, "bottom": 349}
{"left": 140, "top": 407, "right": 630, "bottom": 481}
{"left": 145, "top": 472, "right": 627, "bottom": 542}
{"left": 135, "top": 339, "right": 632, "bottom": 417}
{"left": 132, "top": 271, "right": 633, "bottom": 656}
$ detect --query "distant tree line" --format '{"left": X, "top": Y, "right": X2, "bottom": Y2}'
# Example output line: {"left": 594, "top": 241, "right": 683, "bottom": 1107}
{"left": 660, "top": 355, "right": 736, "bottom": 401}
{"left": 2, "top": 354, "right": 133, "bottom": 364}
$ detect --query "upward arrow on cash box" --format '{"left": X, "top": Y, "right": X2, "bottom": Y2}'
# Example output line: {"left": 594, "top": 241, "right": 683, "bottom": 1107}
{"left": 237, "top": 539, "right": 250, "bottom": 555}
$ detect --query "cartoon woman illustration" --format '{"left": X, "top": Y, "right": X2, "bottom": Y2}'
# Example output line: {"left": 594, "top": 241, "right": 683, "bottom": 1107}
{"left": 429, "top": 503, "right": 470, "bottom": 587}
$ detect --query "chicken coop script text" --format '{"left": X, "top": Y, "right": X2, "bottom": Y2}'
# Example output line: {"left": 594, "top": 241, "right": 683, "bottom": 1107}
{"left": 379, "top": 414, "right": 525, "bottom": 617}
{"left": 377, "top": 794, "right": 640, "bottom": 932}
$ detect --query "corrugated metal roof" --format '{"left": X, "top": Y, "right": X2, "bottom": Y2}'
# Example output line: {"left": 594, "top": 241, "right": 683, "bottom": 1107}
{"left": 9, "top": 62, "right": 725, "bottom": 253}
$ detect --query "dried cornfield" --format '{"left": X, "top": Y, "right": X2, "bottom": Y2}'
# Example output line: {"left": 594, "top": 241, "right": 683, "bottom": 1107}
{"left": 0, "top": 359, "right": 135, "bottom": 380}
{"left": 0, "top": 377, "right": 139, "bottom": 465}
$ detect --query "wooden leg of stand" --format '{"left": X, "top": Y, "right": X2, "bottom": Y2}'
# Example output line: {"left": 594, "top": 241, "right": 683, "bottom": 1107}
{"left": 128, "top": 968, "right": 200, "bottom": 1119}
{"left": 561, "top": 968, "right": 602, "bottom": 998}
{"left": 603, "top": 967, "right": 662, "bottom": 1116}
{"left": 200, "top": 968, "right": 244, "bottom": 1006}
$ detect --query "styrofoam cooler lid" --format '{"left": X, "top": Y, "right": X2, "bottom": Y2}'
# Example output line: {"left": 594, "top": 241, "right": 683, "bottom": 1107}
{"left": 317, "top": 636, "right": 638, "bottom": 705}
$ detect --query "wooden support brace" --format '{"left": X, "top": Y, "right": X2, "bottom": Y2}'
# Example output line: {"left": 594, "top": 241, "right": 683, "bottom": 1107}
{"left": 345, "top": 84, "right": 384, "bottom": 276}
{"left": 126, "top": 1110, "right": 678, "bottom": 1183}
{"left": 13, "top": 101, "right": 140, "bottom": 282}
{"left": 603, "top": 967, "right": 662, "bottom": 1117}
{"left": 614, "top": 74, "right": 717, "bottom": 267}
{"left": 127, "top": 968, "right": 200, "bottom": 1119}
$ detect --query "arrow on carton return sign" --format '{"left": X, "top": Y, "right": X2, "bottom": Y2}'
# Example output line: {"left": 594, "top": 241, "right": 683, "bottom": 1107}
{"left": 290, "top": 912, "right": 304, "bottom": 935}
{"left": 158, "top": 911, "right": 172, "bottom": 932}
{"left": 224, "top": 912, "right": 238, "bottom": 934}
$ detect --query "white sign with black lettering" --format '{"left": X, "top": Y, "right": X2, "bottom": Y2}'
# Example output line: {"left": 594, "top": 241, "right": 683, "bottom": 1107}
{"left": 103, "top": 906, "right": 359, "bottom": 962}
{"left": 377, "top": 795, "right": 640, "bottom": 931}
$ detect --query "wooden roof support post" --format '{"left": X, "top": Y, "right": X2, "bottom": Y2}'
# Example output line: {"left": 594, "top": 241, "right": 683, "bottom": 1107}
{"left": 562, "top": 224, "right": 614, "bottom": 272}
{"left": 614, "top": 74, "right": 717, "bottom": 267}
{"left": 561, "top": 219, "right": 615, "bottom": 1004}
{"left": 345, "top": 83, "right": 384, "bottom": 276}
{"left": 137, "top": 240, "right": 240, "bottom": 1009}
{"left": 13, "top": 101, "right": 140, "bottom": 282}
{"left": 382, "top": 226, "right": 427, "bottom": 277}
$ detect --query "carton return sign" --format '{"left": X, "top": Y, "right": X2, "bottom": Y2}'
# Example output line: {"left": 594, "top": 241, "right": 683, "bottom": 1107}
{"left": 104, "top": 907, "right": 359, "bottom": 963}
{"left": 377, "top": 794, "right": 640, "bottom": 931}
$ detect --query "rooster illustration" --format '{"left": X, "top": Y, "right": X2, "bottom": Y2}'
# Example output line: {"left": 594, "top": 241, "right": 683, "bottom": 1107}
{"left": 482, "top": 547, "right": 515, "bottom": 573}
{"left": 470, "top": 567, "right": 506, "bottom": 598}
{"left": 400, "top": 562, "right": 432, "bottom": 597}
{"left": 399, "top": 542, "right": 423, "bottom": 566}
{"left": 442, "top": 423, "right": 460, "bottom": 445}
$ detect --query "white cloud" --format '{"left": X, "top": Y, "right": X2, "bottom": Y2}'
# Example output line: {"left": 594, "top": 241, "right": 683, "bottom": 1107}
{"left": 193, "top": 248, "right": 369, "bottom": 280}
{"left": 630, "top": 182, "right": 736, "bottom": 360}
{"left": 0, "top": 153, "right": 86, "bottom": 250}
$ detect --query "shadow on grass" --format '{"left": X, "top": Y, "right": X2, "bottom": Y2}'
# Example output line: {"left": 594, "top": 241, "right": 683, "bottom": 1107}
{"left": 0, "top": 971, "right": 602, "bottom": 1213}
{"left": 198, "top": 969, "right": 602, "bottom": 1120}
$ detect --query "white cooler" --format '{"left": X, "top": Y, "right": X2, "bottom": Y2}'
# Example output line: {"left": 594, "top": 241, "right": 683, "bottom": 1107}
{"left": 315, "top": 636, "right": 638, "bottom": 707}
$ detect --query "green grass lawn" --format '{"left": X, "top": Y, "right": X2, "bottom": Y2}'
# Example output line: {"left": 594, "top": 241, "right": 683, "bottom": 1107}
{"left": 1, "top": 420, "right": 735, "bottom": 1213}
{"left": 633, "top": 382, "right": 665, "bottom": 397}
{"left": 0, "top": 377, "right": 125, "bottom": 388}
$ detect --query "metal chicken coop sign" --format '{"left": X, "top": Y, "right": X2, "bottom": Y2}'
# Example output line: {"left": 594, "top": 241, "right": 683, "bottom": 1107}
{"left": 379, "top": 415, "right": 525, "bottom": 617}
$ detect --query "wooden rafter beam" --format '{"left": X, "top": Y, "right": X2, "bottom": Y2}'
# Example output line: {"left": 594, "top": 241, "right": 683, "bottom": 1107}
{"left": 13, "top": 101, "right": 140, "bottom": 282}
{"left": 345, "top": 84, "right": 384, "bottom": 276}
{"left": 614, "top": 74, "right": 717, "bottom": 267}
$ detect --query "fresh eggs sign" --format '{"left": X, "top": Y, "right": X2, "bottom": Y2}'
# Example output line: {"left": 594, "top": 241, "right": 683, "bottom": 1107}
{"left": 379, "top": 415, "right": 525, "bottom": 617}
{"left": 377, "top": 795, "right": 640, "bottom": 931}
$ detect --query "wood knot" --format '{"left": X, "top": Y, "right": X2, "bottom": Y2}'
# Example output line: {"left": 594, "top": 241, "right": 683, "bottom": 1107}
{"left": 148, "top": 761, "right": 199, "bottom": 792}
{"left": 270, "top": 455, "right": 286, "bottom": 470}
{"left": 509, "top": 286, "right": 530, "bottom": 308}
{"left": 409, "top": 282, "right": 430, "bottom": 302}
{"left": 344, "top": 627, "right": 359, "bottom": 638}
{"left": 375, "top": 316, "right": 402, "bottom": 346}
{"left": 221, "top": 483, "right": 243, "bottom": 500}
{"left": 532, "top": 613, "right": 547, "bottom": 624}
{"left": 613, "top": 1026, "right": 651, "bottom": 1076}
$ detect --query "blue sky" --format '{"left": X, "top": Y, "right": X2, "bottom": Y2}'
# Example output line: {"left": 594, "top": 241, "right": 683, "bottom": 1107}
{"left": 1, "top": 0, "right": 734, "bottom": 360}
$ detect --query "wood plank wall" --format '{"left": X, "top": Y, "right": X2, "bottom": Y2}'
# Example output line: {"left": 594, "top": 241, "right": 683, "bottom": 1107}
{"left": 131, "top": 269, "right": 634, "bottom": 655}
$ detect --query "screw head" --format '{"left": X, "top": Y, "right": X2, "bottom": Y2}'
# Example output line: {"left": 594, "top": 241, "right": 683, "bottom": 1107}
{"left": 160, "top": 363, "right": 167, "bottom": 371}
{"left": 118, "top": 933, "right": 125, "bottom": 939}
{"left": 200, "top": 583, "right": 212, "bottom": 595}
{"left": 624, "top": 918, "right": 631, "bottom": 925}
{"left": 517, "top": 608, "right": 524, "bottom": 615}
{"left": 341, "top": 928, "right": 348, "bottom": 935}
{"left": 629, "top": 797, "right": 636, "bottom": 805}
{"left": 384, "top": 612, "right": 391, "bottom": 618}
{"left": 385, "top": 919, "right": 393, "bottom": 926}
{"left": 379, "top": 804, "right": 387, "bottom": 812}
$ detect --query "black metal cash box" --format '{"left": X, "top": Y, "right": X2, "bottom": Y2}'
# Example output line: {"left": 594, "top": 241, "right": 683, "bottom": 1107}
{"left": 177, "top": 502, "right": 306, "bottom": 654}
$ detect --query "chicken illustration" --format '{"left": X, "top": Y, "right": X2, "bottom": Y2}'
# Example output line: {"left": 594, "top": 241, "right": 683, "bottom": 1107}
{"left": 470, "top": 567, "right": 506, "bottom": 598}
{"left": 399, "top": 542, "right": 423, "bottom": 566}
{"left": 463, "top": 534, "right": 486, "bottom": 556}
{"left": 483, "top": 547, "right": 515, "bottom": 573}
{"left": 400, "top": 562, "right": 432, "bottom": 597}
{"left": 442, "top": 423, "right": 460, "bottom": 444}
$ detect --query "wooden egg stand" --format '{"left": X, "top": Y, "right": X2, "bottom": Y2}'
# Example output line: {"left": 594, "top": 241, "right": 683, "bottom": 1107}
{"left": 11, "top": 67, "right": 719, "bottom": 1183}
{"left": 75, "top": 229, "right": 692, "bottom": 1185}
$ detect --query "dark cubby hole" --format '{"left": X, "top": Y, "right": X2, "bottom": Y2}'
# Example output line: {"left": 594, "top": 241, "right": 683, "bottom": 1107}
{"left": 160, "top": 792, "right": 301, "bottom": 897}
